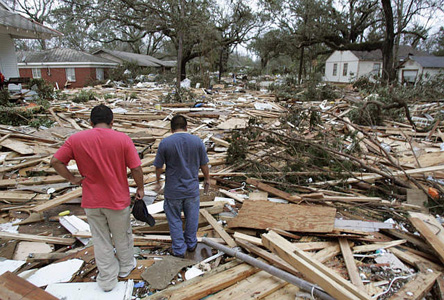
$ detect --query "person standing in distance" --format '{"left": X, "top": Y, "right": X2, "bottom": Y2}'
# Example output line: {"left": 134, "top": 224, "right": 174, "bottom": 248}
{"left": 154, "top": 114, "right": 210, "bottom": 258}
{"left": 50, "top": 104, "right": 144, "bottom": 292}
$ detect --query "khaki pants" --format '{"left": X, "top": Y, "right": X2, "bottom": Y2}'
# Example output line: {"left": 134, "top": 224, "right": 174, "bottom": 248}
{"left": 85, "top": 206, "right": 134, "bottom": 291}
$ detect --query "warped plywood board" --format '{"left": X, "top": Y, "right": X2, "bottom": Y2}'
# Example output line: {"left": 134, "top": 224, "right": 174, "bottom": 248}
{"left": 399, "top": 151, "right": 444, "bottom": 168}
{"left": 227, "top": 200, "right": 336, "bottom": 233}
{"left": 0, "top": 271, "right": 59, "bottom": 300}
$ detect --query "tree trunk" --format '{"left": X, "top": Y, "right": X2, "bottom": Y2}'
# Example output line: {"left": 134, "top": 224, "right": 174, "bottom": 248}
{"left": 176, "top": 0, "right": 185, "bottom": 90}
{"left": 381, "top": 0, "right": 396, "bottom": 83}
{"left": 298, "top": 47, "right": 304, "bottom": 84}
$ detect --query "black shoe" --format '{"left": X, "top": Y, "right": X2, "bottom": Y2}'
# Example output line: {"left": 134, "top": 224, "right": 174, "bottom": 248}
{"left": 187, "top": 244, "right": 197, "bottom": 252}
{"left": 172, "top": 253, "right": 185, "bottom": 258}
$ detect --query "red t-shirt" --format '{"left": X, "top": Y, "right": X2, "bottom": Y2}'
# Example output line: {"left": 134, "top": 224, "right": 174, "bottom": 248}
{"left": 54, "top": 128, "right": 141, "bottom": 210}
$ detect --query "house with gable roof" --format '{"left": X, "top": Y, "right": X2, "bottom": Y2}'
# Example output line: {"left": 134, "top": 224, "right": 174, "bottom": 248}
{"left": 0, "top": 0, "right": 61, "bottom": 79}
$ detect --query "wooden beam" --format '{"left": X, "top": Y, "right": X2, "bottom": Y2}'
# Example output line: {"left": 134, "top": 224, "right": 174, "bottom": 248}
{"left": 262, "top": 230, "right": 371, "bottom": 300}
{"left": 200, "top": 209, "right": 237, "bottom": 248}
{"left": 352, "top": 240, "right": 406, "bottom": 253}
{"left": 339, "top": 237, "right": 365, "bottom": 291}
{"left": 0, "top": 232, "right": 76, "bottom": 245}
{"left": 218, "top": 189, "right": 245, "bottom": 203}
{"left": 246, "top": 178, "right": 301, "bottom": 202}
{"left": 31, "top": 188, "right": 82, "bottom": 213}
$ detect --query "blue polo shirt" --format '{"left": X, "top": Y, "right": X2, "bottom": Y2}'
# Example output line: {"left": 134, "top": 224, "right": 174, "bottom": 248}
{"left": 154, "top": 132, "right": 209, "bottom": 199}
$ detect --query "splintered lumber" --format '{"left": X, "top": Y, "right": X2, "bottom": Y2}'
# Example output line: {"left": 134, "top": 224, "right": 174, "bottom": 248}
{"left": 145, "top": 261, "right": 257, "bottom": 300}
{"left": 218, "top": 189, "right": 245, "bottom": 203}
{"left": 246, "top": 178, "right": 301, "bottom": 202}
{"left": 409, "top": 212, "right": 444, "bottom": 264}
{"left": 234, "top": 231, "right": 262, "bottom": 246}
{"left": 0, "top": 191, "right": 50, "bottom": 202}
{"left": 311, "top": 243, "right": 342, "bottom": 262}
{"left": 206, "top": 270, "right": 287, "bottom": 300}
{"left": 0, "top": 232, "right": 76, "bottom": 245}
{"left": 0, "top": 271, "right": 59, "bottom": 300}
{"left": 262, "top": 231, "right": 371, "bottom": 300}
{"left": 0, "top": 156, "right": 49, "bottom": 173}
{"left": 31, "top": 188, "right": 83, "bottom": 213}
{"left": 227, "top": 200, "right": 336, "bottom": 233}
{"left": 352, "top": 240, "right": 407, "bottom": 253}
{"left": 387, "top": 270, "right": 440, "bottom": 300}
{"left": 339, "top": 237, "right": 365, "bottom": 291}
{"left": 200, "top": 209, "right": 237, "bottom": 248}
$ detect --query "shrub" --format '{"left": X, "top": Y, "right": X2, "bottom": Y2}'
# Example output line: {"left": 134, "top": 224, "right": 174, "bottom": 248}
{"left": 72, "top": 90, "right": 97, "bottom": 103}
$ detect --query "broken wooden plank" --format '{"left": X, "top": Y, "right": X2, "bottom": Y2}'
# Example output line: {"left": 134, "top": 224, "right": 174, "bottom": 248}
{"left": 352, "top": 240, "right": 406, "bottom": 253}
{"left": 409, "top": 212, "right": 444, "bottom": 264}
{"left": 0, "top": 271, "right": 59, "bottom": 300}
{"left": 0, "top": 138, "right": 34, "bottom": 155}
{"left": 246, "top": 178, "right": 301, "bottom": 202}
{"left": 0, "top": 232, "right": 76, "bottom": 245}
{"left": 262, "top": 230, "right": 371, "bottom": 300}
{"left": 31, "top": 188, "right": 82, "bottom": 213}
{"left": 218, "top": 189, "right": 245, "bottom": 203}
{"left": 339, "top": 237, "right": 365, "bottom": 291}
{"left": 207, "top": 270, "right": 287, "bottom": 300}
{"left": 227, "top": 200, "right": 336, "bottom": 233}
{"left": 387, "top": 270, "right": 440, "bottom": 300}
{"left": 200, "top": 209, "right": 237, "bottom": 248}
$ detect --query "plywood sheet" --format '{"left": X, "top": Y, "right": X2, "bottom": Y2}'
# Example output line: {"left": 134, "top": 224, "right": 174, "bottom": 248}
{"left": 227, "top": 200, "right": 336, "bottom": 233}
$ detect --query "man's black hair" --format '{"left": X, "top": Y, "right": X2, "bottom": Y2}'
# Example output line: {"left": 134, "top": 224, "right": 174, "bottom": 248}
{"left": 171, "top": 114, "right": 187, "bottom": 131}
{"left": 90, "top": 104, "right": 113, "bottom": 125}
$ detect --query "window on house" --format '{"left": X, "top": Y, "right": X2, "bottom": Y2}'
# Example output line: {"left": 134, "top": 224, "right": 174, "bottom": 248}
{"left": 96, "top": 68, "right": 104, "bottom": 81}
{"left": 66, "top": 68, "right": 76, "bottom": 82}
{"left": 343, "top": 63, "right": 348, "bottom": 76}
{"left": 373, "top": 63, "right": 381, "bottom": 73}
{"left": 333, "top": 63, "right": 338, "bottom": 76}
{"left": 32, "top": 68, "right": 41, "bottom": 79}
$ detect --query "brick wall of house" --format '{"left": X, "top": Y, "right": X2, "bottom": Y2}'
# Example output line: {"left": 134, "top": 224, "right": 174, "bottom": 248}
{"left": 19, "top": 67, "right": 100, "bottom": 89}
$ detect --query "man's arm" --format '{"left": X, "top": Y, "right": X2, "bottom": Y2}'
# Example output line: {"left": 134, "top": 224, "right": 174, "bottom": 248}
{"left": 130, "top": 165, "right": 144, "bottom": 200}
{"left": 200, "top": 164, "right": 210, "bottom": 193}
{"left": 50, "top": 157, "right": 83, "bottom": 185}
{"left": 155, "top": 167, "right": 163, "bottom": 192}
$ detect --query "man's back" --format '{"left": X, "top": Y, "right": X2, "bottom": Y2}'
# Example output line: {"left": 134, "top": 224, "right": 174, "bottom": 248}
{"left": 54, "top": 128, "right": 140, "bottom": 209}
{"left": 154, "top": 132, "right": 208, "bottom": 199}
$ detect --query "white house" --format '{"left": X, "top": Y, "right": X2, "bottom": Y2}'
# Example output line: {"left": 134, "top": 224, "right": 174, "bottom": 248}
{"left": 398, "top": 56, "right": 444, "bottom": 83}
{"left": 0, "top": 0, "right": 61, "bottom": 79}
{"left": 324, "top": 46, "right": 429, "bottom": 83}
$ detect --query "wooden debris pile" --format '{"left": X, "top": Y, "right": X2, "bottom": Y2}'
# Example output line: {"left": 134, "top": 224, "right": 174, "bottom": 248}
{"left": 0, "top": 80, "right": 443, "bottom": 299}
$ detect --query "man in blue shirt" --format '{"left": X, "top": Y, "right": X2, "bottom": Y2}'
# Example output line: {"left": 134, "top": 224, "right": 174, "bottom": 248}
{"left": 154, "top": 115, "right": 210, "bottom": 258}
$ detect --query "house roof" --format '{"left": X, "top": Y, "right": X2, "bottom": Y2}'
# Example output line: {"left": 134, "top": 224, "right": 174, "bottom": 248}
{"left": 93, "top": 49, "right": 176, "bottom": 68}
{"left": 17, "top": 48, "right": 118, "bottom": 66}
{"left": 409, "top": 56, "right": 444, "bottom": 68}
{"left": 0, "top": 7, "right": 62, "bottom": 39}
{"left": 351, "top": 45, "right": 430, "bottom": 61}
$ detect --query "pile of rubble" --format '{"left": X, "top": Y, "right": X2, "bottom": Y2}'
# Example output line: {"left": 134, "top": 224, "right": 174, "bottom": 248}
{"left": 0, "top": 80, "right": 443, "bottom": 299}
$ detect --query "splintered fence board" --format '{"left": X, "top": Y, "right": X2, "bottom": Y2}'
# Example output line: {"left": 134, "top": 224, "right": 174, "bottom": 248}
{"left": 206, "top": 270, "right": 287, "bottom": 300}
{"left": 409, "top": 212, "right": 444, "bottom": 264}
{"left": 0, "top": 271, "right": 59, "bottom": 300}
{"left": 227, "top": 200, "right": 336, "bottom": 233}
{"left": 387, "top": 270, "right": 440, "bottom": 300}
{"left": 262, "top": 231, "right": 371, "bottom": 300}
{"left": 31, "top": 188, "right": 83, "bottom": 213}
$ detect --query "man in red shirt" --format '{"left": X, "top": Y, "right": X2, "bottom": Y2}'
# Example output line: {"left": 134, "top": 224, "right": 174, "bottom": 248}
{"left": 51, "top": 104, "right": 144, "bottom": 292}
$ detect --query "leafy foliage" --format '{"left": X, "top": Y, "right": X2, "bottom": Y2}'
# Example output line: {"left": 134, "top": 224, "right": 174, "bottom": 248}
{"left": 72, "top": 90, "right": 97, "bottom": 103}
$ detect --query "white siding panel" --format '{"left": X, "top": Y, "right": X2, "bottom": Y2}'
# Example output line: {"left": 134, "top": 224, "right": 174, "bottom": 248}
{"left": 0, "top": 33, "right": 19, "bottom": 79}
{"left": 325, "top": 51, "right": 359, "bottom": 83}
